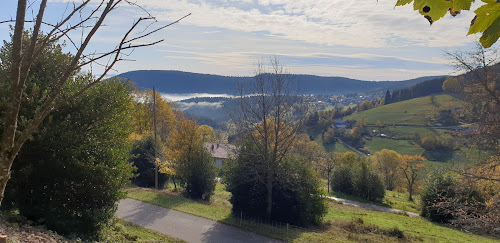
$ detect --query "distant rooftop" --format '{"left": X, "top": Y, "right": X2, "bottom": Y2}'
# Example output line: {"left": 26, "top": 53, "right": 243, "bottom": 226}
{"left": 203, "top": 143, "right": 236, "bottom": 159}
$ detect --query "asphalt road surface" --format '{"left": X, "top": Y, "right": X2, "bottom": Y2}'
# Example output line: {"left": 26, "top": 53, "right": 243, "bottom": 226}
{"left": 116, "top": 198, "right": 283, "bottom": 243}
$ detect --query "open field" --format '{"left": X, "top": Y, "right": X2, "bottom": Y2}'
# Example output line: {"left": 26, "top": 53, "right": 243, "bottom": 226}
{"left": 125, "top": 185, "right": 497, "bottom": 242}
{"left": 365, "top": 137, "right": 424, "bottom": 156}
{"left": 371, "top": 126, "right": 451, "bottom": 140}
{"left": 345, "top": 94, "right": 463, "bottom": 126}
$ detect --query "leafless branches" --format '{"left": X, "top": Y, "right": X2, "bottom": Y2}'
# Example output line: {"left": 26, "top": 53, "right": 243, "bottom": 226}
{"left": 0, "top": 0, "right": 189, "bottom": 205}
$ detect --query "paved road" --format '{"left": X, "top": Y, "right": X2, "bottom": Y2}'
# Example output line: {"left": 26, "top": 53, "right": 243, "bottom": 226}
{"left": 116, "top": 198, "right": 282, "bottom": 243}
{"left": 324, "top": 195, "right": 420, "bottom": 217}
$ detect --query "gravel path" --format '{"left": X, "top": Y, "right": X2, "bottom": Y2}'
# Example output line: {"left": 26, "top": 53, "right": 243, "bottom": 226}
{"left": 116, "top": 198, "right": 282, "bottom": 243}
{"left": 324, "top": 195, "right": 420, "bottom": 217}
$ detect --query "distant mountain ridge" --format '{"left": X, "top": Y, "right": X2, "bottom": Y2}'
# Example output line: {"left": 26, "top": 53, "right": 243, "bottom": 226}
{"left": 115, "top": 70, "right": 443, "bottom": 95}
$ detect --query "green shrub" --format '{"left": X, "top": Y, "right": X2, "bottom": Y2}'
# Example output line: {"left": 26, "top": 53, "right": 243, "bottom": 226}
{"left": 4, "top": 80, "right": 135, "bottom": 239}
{"left": 331, "top": 166, "right": 354, "bottom": 195}
{"left": 354, "top": 162, "right": 385, "bottom": 202}
{"left": 331, "top": 162, "right": 385, "bottom": 202}
{"left": 177, "top": 146, "right": 217, "bottom": 200}
{"left": 226, "top": 142, "right": 327, "bottom": 226}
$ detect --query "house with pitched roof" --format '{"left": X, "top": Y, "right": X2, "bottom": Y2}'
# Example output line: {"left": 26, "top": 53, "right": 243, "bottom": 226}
{"left": 203, "top": 143, "right": 236, "bottom": 169}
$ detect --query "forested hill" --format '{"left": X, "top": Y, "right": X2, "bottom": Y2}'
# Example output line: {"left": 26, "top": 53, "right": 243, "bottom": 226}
{"left": 116, "top": 70, "right": 443, "bottom": 95}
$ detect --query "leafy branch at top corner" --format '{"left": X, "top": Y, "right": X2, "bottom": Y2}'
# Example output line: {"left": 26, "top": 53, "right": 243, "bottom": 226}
{"left": 394, "top": 0, "right": 500, "bottom": 48}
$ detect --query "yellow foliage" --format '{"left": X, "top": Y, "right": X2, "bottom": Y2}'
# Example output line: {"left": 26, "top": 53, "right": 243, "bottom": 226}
{"left": 252, "top": 119, "right": 293, "bottom": 150}
{"left": 130, "top": 90, "right": 176, "bottom": 143}
{"left": 198, "top": 125, "right": 217, "bottom": 143}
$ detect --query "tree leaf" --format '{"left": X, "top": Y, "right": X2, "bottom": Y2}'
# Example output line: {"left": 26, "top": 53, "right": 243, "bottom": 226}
{"left": 480, "top": 16, "right": 500, "bottom": 47}
{"left": 396, "top": 0, "right": 414, "bottom": 6}
{"left": 452, "top": 0, "right": 474, "bottom": 11}
{"left": 468, "top": 0, "right": 500, "bottom": 35}
{"left": 413, "top": 0, "right": 453, "bottom": 24}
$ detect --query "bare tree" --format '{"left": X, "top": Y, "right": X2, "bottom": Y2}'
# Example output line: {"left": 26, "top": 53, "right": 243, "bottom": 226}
{"left": 0, "top": 0, "right": 189, "bottom": 205}
{"left": 431, "top": 43, "right": 500, "bottom": 235}
{"left": 446, "top": 43, "right": 499, "bottom": 154}
{"left": 231, "top": 57, "right": 308, "bottom": 219}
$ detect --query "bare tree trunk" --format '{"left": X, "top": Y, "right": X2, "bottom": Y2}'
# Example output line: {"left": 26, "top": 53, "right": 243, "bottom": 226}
{"left": 408, "top": 181, "right": 414, "bottom": 201}
{"left": 266, "top": 170, "right": 273, "bottom": 219}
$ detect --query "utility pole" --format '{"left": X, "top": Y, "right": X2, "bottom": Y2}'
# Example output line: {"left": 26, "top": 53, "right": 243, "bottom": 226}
{"left": 153, "top": 87, "right": 158, "bottom": 190}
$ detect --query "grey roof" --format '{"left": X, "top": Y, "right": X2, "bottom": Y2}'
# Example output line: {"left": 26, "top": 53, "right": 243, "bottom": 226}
{"left": 203, "top": 143, "right": 236, "bottom": 159}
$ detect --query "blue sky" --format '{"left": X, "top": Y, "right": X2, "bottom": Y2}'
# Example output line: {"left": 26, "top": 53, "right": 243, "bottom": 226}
{"left": 0, "top": 0, "right": 494, "bottom": 80}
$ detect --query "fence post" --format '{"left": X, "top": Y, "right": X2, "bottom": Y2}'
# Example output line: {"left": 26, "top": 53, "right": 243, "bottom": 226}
{"left": 240, "top": 212, "right": 242, "bottom": 226}
{"left": 286, "top": 223, "right": 289, "bottom": 238}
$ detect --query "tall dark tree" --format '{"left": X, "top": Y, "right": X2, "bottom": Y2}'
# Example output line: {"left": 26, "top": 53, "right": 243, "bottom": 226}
{"left": 384, "top": 90, "right": 392, "bottom": 105}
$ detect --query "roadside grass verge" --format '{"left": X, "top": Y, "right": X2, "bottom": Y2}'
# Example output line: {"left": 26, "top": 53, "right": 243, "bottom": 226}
{"left": 125, "top": 185, "right": 497, "bottom": 242}
{"left": 100, "top": 218, "right": 185, "bottom": 242}
{"left": 323, "top": 189, "right": 421, "bottom": 214}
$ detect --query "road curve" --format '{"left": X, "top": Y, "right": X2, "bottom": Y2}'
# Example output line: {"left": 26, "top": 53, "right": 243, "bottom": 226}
{"left": 116, "top": 198, "right": 282, "bottom": 243}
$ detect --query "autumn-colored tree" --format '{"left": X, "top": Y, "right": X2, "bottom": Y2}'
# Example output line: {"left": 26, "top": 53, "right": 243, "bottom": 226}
{"left": 167, "top": 118, "right": 216, "bottom": 200}
{"left": 400, "top": 154, "right": 426, "bottom": 201}
{"left": 372, "top": 149, "right": 401, "bottom": 191}
{"left": 339, "top": 152, "right": 359, "bottom": 167}
{"left": 442, "top": 77, "right": 462, "bottom": 94}
{"left": 322, "top": 127, "right": 336, "bottom": 144}
{"left": 198, "top": 125, "right": 217, "bottom": 143}
{"left": 230, "top": 57, "right": 308, "bottom": 219}
{"left": 130, "top": 90, "right": 176, "bottom": 143}
{"left": 321, "top": 152, "right": 339, "bottom": 193}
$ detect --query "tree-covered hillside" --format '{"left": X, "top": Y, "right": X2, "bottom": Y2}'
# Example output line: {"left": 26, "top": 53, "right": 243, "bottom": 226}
{"left": 117, "top": 70, "right": 443, "bottom": 95}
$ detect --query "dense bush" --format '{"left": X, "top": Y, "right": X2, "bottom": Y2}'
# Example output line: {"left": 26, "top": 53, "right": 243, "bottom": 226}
{"left": 354, "top": 162, "right": 386, "bottom": 202}
{"left": 176, "top": 146, "right": 217, "bottom": 200}
{"left": 4, "top": 80, "right": 135, "bottom": 239}
{"left": 331, "top": 166, "right": 354, "bottom": 194}
{"left": 420, "top": 173, "right": 458, "bottom": 222}
{"left": 226, "top": 143, "right": 327, "bottom": 226}
{"left": 419, "top": 134, "right": 458, "bottom": 151}
{"left": 130, "top": 136, "right": 168, "bottom": 188}
{"left": 331, "top": 162, "right": 385, "bottom": 202}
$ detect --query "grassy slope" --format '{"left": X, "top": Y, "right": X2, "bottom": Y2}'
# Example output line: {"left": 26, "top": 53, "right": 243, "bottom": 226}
{"left": 345, "top": 94, "right": 462, "bottom": 126}
{"left": 125, "top": 186, "right": 497, "bottom": 243}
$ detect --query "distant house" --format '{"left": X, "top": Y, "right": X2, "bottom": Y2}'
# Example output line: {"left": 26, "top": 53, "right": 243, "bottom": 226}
{"left": 334, "top": 119, "right": 347, "bottom": 129}
{"left": 203, "top": 143, "right": 236, "bottom": 169}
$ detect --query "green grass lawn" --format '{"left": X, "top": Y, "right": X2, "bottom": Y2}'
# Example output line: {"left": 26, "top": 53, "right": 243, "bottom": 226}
{"left": 125, "top": 185, "right": 497, "bottom": 243}
{"left": 365, "top": 137, "right": 425, "bottom": 156}
{"left": 372, "top": 127, "right": 450, "bottom": 140}
{"left": 100, "top": 218, "right": 185, "bottom": 242}
{"left": 345, "top": 94, "right": 463, "bottom": 126}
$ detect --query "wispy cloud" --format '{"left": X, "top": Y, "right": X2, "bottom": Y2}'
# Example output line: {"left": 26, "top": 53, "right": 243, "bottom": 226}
{"left": 16, "top": 0, "right": 492, "bottom": 80}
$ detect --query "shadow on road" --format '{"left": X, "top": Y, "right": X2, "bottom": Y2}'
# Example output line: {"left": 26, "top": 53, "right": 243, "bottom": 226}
{"left": 117, "top": 198, "right": 171, "bottom": 228}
